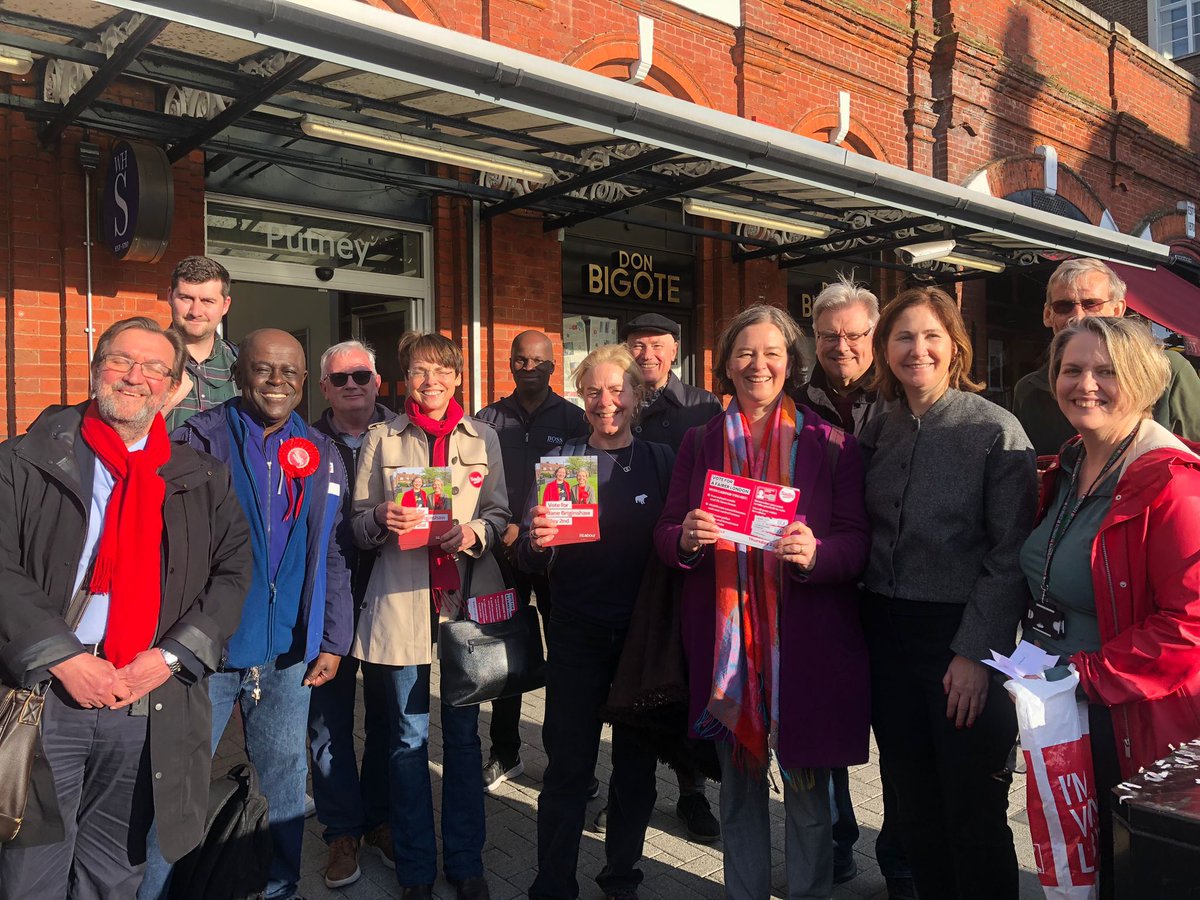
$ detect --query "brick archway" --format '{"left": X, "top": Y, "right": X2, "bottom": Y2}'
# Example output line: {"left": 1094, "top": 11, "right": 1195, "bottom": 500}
{"left": 791, "top": 109, "right": 888, "bottom": 162}
{"left": 1133, "top": 206, "right": 1200, "bottom": 259}
{"left": 564, "top": 38, "right": 710, "bottom": 105}
{"left": 361, "top": 0, "right": 443, "bottom": 26}
{"left": 967, "top": 155, "right": 1109, "bottom": 227}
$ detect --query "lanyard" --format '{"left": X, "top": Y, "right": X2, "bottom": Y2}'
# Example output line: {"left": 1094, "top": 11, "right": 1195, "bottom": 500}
{"left": 1037, "top": 426, "right": 1138, "bottom": 603}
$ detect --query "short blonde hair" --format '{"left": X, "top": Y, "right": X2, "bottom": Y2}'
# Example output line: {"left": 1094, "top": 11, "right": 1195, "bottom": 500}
{"left": 871, "top": 287, "right": 984, "bottom": 401}
{"left": 1048, "top": 316, "right": 1170, "bottom": 418}
{"left": 572, "top": 343, "right": 646, "bottom": 407}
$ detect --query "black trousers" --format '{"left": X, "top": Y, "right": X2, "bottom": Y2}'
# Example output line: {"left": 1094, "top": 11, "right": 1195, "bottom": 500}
{"left": 0, "top": 684, "right": 154, "bottom": 900}
{"left": 863, "top": 595, "right": 1019, "bottom": 900}
{"left": 529, "top": 611, "right": 657, "bottom": 900}
{"left": 489, "top": 555, "right": 551, "bottom": 765}
{"left": 1088, "top": 704, "right": 1122, "bottom": 900}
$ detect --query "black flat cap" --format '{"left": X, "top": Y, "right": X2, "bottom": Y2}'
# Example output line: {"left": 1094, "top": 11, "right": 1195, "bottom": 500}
{"left": 620, "top": 313, "right": 681, "bottom": 342}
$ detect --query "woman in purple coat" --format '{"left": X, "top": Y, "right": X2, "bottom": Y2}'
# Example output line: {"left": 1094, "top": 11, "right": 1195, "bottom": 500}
{"left": 653, "top": 305, "right": 871, "bottom": 900}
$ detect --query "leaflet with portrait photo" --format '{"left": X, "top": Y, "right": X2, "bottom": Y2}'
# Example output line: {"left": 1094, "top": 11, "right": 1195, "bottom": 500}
{"left": 390, "top": 466, "right": 453, "bottom": 550}
{"left": 536, "top": 455, "right": 599, "bottom": 546}
{"left": 700, "top": 470, "right": 799, "bottom": 551}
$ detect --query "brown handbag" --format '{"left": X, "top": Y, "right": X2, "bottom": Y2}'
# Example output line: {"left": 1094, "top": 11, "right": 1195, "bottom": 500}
{"left": 0, "top": 681, "right": 48, "bottom": 841}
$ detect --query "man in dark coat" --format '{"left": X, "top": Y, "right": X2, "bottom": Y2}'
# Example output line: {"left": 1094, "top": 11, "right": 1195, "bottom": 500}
{"left": 0, "top": 317, "right": 251, "bottom": 898}
{"left": 620, "top": 313, "right": 722, "bottom": 843}
{"left": 476, "top": 330, "right": 587, "bottom": 792}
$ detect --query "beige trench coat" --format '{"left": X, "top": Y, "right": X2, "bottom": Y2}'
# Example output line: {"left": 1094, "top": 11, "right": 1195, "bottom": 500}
{"left": 350, "top": 411, "right": 509, "bottom": 666}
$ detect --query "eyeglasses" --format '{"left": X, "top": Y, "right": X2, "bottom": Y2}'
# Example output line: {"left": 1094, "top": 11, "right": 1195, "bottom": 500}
{"left": 512, "top": 356, "right": 550, "bottom": 370}
{"left": 1049, "top": 298, "right": 1108, "bottom": 316}
{"left": 815, "top": 328, "right": 873, "bottom": 346}
{"left": 325, "top": 370, "right": 373, "bottom": 387}
{"left": 101, "top": 355, "right": 173, "bottom": 381}
{"left": 407, "top": 366, "right": 456, "bottom": 382}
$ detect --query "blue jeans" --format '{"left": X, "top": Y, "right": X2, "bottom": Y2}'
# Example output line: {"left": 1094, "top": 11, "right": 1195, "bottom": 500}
{"left": 308, "top": 656, "right": 389, "bottom": 842}
{"left": 382, "top": 663, "right": 485, "bottom": 887}
{"left": 138, "top": 658, "right": 310, "bottom": 900}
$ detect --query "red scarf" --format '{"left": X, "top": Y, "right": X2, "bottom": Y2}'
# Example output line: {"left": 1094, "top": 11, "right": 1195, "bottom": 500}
{"left": 405, "top": 395, "right": 464, "bottom": 603}
{"left": 79, "top": 402, "right": 171, "bottom": 668}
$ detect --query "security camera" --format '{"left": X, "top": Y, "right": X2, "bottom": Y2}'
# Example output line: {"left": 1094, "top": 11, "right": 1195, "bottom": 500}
{"left": 895, "top": 240, "right": 956, "bottom": 265}
{"left": 315, "top": 266, "right": 335, "bottom": 282}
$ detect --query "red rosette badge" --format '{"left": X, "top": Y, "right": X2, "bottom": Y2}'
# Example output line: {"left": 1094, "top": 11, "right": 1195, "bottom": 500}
{"left": 278, "top": 438, "right": 320, "bottom": 520}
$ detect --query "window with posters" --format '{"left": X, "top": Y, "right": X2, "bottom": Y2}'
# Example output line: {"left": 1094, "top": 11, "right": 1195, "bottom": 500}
{"left": 561, "top": 218, "right": 694, "bottom": 407}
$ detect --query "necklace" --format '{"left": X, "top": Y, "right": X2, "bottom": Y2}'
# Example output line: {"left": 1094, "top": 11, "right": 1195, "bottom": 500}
{"left": 597, "top": 443, "right": 633, "bottom": 473}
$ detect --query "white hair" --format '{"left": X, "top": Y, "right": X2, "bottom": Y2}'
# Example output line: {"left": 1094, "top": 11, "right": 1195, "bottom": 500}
{"left": 811, "top": 273, "right": 880, "bottom": 325}
{"left": 320, "top": 340, "right": 377, "bottom": 378}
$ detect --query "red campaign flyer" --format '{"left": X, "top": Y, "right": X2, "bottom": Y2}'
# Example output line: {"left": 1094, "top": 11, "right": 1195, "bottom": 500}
{"left": 535, "top": 455, "right": 600, "bottom": 546}
{"left": 700, "top": 469, "right": 799, "bottom": 551}
{"left": 468, "top": 589, "right": 518, "bottom": 624}
{"left": 390, "top": 466, "right": 454, "bottom": 550}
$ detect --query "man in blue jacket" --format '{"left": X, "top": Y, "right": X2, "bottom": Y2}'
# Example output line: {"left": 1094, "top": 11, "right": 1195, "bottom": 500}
{"left": 141, "top": 328, "right": 353, "bottom": 900}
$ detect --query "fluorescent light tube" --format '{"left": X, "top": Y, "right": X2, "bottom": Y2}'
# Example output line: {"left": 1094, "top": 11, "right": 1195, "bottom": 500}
{"left": 681, "top": 197, "right": 831, "bottom": 238}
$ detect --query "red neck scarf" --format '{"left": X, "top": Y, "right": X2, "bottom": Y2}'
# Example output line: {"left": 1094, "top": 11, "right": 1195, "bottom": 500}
{"left": 405, "top": 395, "right": 465, "bottom": 602}
{"left": 79, "top": 402, "right": 171, "bottom": 668}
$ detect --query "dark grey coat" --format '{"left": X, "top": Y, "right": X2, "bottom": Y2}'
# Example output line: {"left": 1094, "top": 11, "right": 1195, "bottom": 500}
{"left": 0, "top": 403, "right": 251, "bottom": 861}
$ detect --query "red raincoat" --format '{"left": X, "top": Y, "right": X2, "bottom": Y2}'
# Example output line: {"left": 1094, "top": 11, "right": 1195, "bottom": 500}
{"left": 1037, "top": 422, "right": 1200, "bottom": 777}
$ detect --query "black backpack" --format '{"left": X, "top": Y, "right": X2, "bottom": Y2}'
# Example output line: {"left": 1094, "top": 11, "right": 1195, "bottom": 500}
{"left": 170, "top": 763, "right": 271, "bottom": 900}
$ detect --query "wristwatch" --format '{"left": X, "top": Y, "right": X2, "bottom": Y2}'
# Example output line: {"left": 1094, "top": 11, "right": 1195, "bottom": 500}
{"left": 159, "top": 648, "right": 183, "bottom": 675}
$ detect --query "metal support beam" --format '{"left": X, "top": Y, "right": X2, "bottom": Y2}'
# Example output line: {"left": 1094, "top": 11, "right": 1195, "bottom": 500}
{"left": 735, "top": 215, "right": 939, "bottom": 262}
{"left": 543, "top": 166, "right": 743, "bottom": 232}
{"left": 481, "top": 147, "right": 677, "bottom": 219}
{"left": 779, "top": 235, "right": 942, "bottom": 269}
{"left": 167, "top": 54, "right": 321, "bottom": 162}
{"left": 39, "top": 15, "right": 168, "bottom": 147}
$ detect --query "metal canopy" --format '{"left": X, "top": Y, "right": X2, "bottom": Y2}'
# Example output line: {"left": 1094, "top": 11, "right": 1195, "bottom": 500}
{"left": 0, "top": 0, "right": 1171, "bottom": 276}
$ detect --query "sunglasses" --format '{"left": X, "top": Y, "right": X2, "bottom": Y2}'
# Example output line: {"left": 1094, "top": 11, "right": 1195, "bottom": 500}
{"left": 326, "top": 370, "right": 373, "bottom": 387}
{"left": 1049, "top": 299, "right": 1108, "bottom": 316}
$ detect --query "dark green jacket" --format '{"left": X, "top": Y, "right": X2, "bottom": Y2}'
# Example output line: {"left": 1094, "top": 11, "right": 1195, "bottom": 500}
{"left": 1013, "top": 350, "right": 1200, "bottom": 457}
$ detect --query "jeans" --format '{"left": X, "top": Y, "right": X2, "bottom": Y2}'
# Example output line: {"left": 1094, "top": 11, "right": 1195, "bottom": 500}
{"left": 529, "top": 612, "right": 658, "bottom": 900}
{"left": 0, "top": 685, "right": 153, "bottom": 900}
{"left": 138, "top": 657, "right": 310, "bottom": 900}
{"left": 863, "top": 595, "right": 1018, "bottom": 900}
{"left": 717, "top": 741, "right": 831, "bottom": 900}
{"left": 829, "top": 767, "right": 858, "bottom": 869}
{"left": 382, "top": 663, "right": 485, "bottom": 887}
{"left": 308, "top": 656, "right": 389, "bottom": 842}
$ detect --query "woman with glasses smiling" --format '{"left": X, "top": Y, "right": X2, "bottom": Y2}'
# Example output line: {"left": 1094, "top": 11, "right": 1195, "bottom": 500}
{"left": 350, "top": 332, "right": 509, "bottom": 900}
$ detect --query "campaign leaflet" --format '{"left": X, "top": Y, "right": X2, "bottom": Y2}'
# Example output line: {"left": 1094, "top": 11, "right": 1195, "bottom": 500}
{"left": 468, "top": 588, "right": 518, "bottom": 625}
{"left": 390, "top": 466, "right": 454, "bottom": 550}
{"left": 536, "top": 455, "right": 599, "bottom": 546}
{"left": 699, "top": 470, "right": 799, "bottom": 551}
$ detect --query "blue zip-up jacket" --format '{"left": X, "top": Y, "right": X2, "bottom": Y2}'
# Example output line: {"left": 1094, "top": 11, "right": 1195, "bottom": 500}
{"left": 173, "top": 400, "right": 353, "bottom": 665}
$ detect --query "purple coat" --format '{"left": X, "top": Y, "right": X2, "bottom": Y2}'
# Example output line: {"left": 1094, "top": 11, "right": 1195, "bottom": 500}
{"left": 653, "top": 405, "right": 871, "bottom": 769}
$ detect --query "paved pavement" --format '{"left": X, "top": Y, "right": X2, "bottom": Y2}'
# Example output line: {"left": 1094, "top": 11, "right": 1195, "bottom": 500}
{"left": 214, "top": 662, "right": 1046, "bottom": 899}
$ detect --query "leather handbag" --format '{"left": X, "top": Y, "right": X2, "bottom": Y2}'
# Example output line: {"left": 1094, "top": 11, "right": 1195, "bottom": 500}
{"left": 439, "top": 603, "right": 546, "bottom": 708}
{"left": 0, "top": 682, "right": 48, "bottom": 842}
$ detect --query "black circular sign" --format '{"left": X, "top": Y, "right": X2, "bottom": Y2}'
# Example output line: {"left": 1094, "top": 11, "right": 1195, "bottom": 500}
{"left": 102, "top": 141, "right": 174, "bottom": 263}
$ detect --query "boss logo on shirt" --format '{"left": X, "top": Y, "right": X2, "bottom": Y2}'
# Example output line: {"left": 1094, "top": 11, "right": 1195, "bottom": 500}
{"left": 546, "top": 436, "right": 564, "bottom": 445}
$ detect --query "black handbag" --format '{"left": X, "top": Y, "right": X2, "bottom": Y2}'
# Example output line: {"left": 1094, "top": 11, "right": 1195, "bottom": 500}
{"left": 439, "top": 602, "right": 546, "bottom": 708}
{"left": 0, "top": 682, "right": 48, "bottom": 842}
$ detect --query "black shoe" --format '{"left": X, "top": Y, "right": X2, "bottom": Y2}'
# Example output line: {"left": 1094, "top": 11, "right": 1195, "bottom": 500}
{"left": 886, "top": 875, "right": 919, "bottom": 900}
{"left": 833, "top": 854, "right": 858, "bottom": 884}
{"left": 588, "top": 776, "right": 601, "bottom": 800}
{"left": 482, "top": 755, "right": 524, "bottom": 793}
{"left": 450, "top": 875, "right": 491, "bottom": 900}
{"left": 593, "top": 804, "right": 607, "bottom": 833}
{"left": 675, "top": 793, "right": 720, "bottom": 843}
{"left": 400, "top": 887, "right": 433, "bottom": 900}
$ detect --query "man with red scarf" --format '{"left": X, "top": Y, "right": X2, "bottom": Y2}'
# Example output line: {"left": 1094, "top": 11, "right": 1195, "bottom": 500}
{"left": 139, "top": 328, "right": 354, "bottom": 900}
{"left": 0, "top": 317, "right": 252, "bottom": 898}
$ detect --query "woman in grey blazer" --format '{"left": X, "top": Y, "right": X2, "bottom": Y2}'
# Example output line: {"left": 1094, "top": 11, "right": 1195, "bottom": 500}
{"left": 857, "top": 287, "right": 1037, "bottom": 900}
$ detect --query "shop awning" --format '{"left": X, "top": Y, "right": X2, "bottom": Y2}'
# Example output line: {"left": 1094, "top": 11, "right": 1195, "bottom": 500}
{"left": 0, "top": 0, "right": 1171, "bottom": 275}
{"left": 1111, "top": 263, "right": 1200, "bottom": 339}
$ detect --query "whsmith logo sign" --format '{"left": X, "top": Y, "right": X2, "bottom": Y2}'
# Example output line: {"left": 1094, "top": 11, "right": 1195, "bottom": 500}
{"left": 579, "top": 248, "right": 691, "bottom": 306}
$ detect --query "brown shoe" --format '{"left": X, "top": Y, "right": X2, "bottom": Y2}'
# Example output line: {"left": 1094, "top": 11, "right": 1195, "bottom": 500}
{"left": 363, "top": 823, "right": 395, "bottom": 864}
{"left": 324, "top": 834, "right": 362, "bottom": 888}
